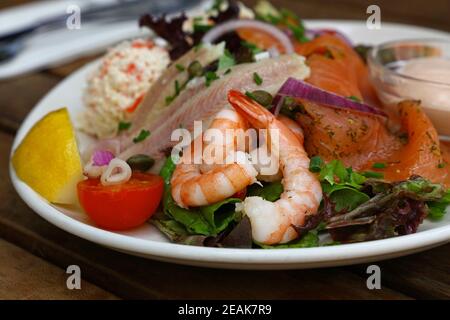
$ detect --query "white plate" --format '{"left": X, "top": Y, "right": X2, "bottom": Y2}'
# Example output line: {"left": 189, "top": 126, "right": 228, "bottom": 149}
{"left": 10, "top": 21, "right": 450, "bottom": 269}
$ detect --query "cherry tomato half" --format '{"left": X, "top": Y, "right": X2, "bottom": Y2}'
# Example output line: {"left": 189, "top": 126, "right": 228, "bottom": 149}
{"left": 77, "top": 172, "right": 163, "bottom": 230}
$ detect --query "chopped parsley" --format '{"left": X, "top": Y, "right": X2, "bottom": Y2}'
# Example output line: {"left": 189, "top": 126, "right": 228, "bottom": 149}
{"left": 133, "top": 129, "right": 150, "bottom": 143}
{"left": 372, "top": 162, "right": 387, "bottom": 169}
{"left": 204, "top": 71, "right": 219, "bottom": 87}
{"left": 253, "top": 72, "right": 263, "bottom": 85}
{"left": 118, "top": 121, "right": 131, "bottom": 132}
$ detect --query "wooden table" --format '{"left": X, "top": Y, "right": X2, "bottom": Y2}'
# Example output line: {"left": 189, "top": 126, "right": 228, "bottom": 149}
{"left": 0, "top": 0, "right": 449, "bottom": 300}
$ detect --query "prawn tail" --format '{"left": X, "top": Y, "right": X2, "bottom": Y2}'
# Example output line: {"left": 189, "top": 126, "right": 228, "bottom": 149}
{"left": 227, "top": 90, "right": 272, "bottom": 129}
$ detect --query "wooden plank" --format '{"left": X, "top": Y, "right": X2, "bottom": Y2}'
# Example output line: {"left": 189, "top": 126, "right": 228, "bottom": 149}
{"left": 1, "top": 132, "right": 409, "bottom": 299}
{"left": 0, "top": 73, "right": 61, "bottom": 133}
{"left": 351, "top": 244, "right": 450, "bottom": 299}
{"left": 0, "top": 239, "right": 118, "bottom": 300}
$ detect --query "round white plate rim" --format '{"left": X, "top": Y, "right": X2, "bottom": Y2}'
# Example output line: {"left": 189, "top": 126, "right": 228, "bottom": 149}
{"left": 9, "top": 20, "right": 450, "bottom": 269}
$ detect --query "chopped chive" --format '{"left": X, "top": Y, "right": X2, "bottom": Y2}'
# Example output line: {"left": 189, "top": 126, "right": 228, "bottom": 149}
{"left": 372, "top": 162, "right": 387, "bottom": 169}
{"left": 224, "top": 68, "right": 232, "bottom": 75}
{"left": 253, "top": 72, "right": 263, "bottom": 85}
{"left": 175, "top": 64, "right": 185, "bottom": 71}
{"left": 165, "top": 95, "right": 174, "bottom": 105}
{"left": 118, "top": 121, "right": 131, "bottom": 132}
{"left": 174, "top": 80, "right": 180, "bottom": 96}
{"left": 204, "top": 71, "right": 219, "bottom": 87}
{"left": 348, "top": 95, "right": 362, "bottom": 102}
{"left": 133, "top": 130, "right": 150, "bottom": 143}
{"left": 193, "top": 24, "right": 212, "bottom": 33}
{"left": 245, "top": 91, "right": 256, "bottom": 100}
{"left": 241, "top": 41, "right": 263, "bottom": 54}
{"left": 362, "top": 171, "right": 384, "bottom": 179}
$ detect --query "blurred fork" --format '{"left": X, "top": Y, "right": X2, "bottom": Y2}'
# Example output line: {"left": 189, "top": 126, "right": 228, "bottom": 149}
{"left": 0, "top": 0, "right": 201, "bottom": 64}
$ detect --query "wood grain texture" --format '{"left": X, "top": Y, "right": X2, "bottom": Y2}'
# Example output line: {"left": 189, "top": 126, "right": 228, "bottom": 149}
{"left": 0, "top": 239, "right": 118, "bottom": 300}
{"left": 352, "top": 246, "right": 450, "bottom": 299}
{"left": 0, "top": 74, "right": 60, "bottom": 133}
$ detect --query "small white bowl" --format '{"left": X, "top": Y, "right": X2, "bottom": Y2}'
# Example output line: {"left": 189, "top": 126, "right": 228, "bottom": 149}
{"left": 368, "top": 39, "right": 450, "bottom": 137}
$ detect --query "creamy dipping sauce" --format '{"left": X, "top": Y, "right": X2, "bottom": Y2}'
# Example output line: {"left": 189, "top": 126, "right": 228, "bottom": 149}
{"left": 396, "top": 57, "right": 450, "bottom": 111}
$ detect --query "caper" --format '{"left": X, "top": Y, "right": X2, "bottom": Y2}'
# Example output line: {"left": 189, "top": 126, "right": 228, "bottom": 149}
{"left": 280, "top": 97, "right": 305, "bottom": 119}
{"left": 126, "top": 154, "right": 155, "bottom": 172}
{"left": 187, "top": 60, "right": 203, "bottom": 78}
{"left": 248, "top": 90, "right": 273, "bottom": 108}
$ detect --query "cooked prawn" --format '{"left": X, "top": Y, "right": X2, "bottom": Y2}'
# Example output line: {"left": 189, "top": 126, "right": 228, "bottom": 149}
{"left": 171, "top": 107, "right": 257, "bottom": 208}
{"left": 228, "top": 90, "right": 322, "bottom": 245}
{"left": 250, "top": 115, "right": 304, "bottom": 182}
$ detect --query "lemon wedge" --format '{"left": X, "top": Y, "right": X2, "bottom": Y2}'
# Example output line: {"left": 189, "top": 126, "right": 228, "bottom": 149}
{"left": 12, "top": 108, "right": 83, "bottom": 204}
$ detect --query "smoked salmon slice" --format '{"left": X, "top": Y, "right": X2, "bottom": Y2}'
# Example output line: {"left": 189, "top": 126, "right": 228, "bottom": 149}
{"left": 296, "top": 100, "right": 450, "bottom": 187}
{"left": 295, "top": 34, "right": 379, "bottom": 105}
{"left": 374, "top": 101, "right": 449, "bottom": 186}
{"left": 291, "top": 34, "right": 449, "bottom": 186}
{"left": 296, "top": 100, "right": 401, "bottom": 170}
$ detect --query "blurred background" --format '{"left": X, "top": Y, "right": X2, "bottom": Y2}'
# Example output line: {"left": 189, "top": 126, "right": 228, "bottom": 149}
{"left": 0, "top": 0, "right": 448, "bottom": 80}
{"left": 2, "top": 0, "right": 448, "bottom": 29}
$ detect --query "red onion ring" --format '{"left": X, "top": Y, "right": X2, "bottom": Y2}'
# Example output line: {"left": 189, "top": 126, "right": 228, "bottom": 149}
{"left": 202, "top": 19, "right": 294, "bottom": 55}
{"left": 273, "top": 77, "right": 386, "bottom": 117}
{"left": 92, "top": 150, "right": 115, "bottom": 166}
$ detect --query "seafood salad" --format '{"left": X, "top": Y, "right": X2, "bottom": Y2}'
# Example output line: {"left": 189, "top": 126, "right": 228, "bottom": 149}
{"left": 12, "top": 0, "right": 450, "bottom": 249}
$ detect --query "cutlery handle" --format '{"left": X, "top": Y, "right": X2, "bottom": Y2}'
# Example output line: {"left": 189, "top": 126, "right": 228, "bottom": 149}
{"left": 0, "top": 0, "right": 201, "bottom": 42}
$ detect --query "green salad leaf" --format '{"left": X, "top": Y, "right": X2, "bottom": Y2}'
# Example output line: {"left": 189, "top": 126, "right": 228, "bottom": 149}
{"left": 247, "top": 181, "right": 283, "bottom": 202}
{"left": 427, "top": 189, "right": 450, "bottom": 220}
{"left": 163, "top": 187, "right": 213, "bottom": 235}
{"left": 323, "top": 184, "right": 370, "bottom": 212}
{"left": 200, "top": 198, "right": 242, "bottom": 234}
{"left": 309, "top": 157, "right": 370, "bottom": 212}
{"left": 155, "top": 156, "right": 243, "bottom": 240}
{"left": 256, "top": 229, "right": 319, "bottom": 249}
